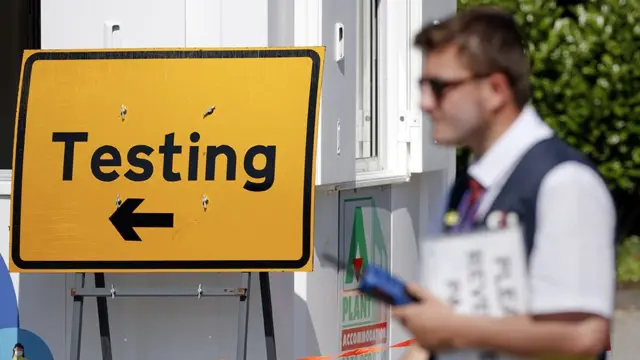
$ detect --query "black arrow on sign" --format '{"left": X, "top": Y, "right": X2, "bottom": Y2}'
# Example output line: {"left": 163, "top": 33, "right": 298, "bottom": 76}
{"left": 109, "top": 198, "right": 174, "bottom": 241}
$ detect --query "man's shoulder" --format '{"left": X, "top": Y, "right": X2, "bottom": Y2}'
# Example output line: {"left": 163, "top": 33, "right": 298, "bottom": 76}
{"left": 536, "top": 158, "right": 617, "bottom": 245}
{"left": 533, "top": 137, "right": 608, "bottom": 194}
{"left": 510, "top": 135, "right": 604, "bottom": 194}
{"left": 492, "top": 134, "right": 613, "bottom": 225}
{"left": 528, "top": 136, "right": 595, "bottom": 168}
{"left": 540, "top": 160, "right": 612, "bottom": 201}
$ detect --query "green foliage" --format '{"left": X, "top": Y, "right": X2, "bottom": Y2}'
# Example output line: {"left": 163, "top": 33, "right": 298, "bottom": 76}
{"left": 457, "top": 0, "right": 640, "bottom": 280}
{"left": 617, "top": 236, "right": 640, "bottom": 283}
{"left": 458, "top": 0, "right": 640, "bottom": 193}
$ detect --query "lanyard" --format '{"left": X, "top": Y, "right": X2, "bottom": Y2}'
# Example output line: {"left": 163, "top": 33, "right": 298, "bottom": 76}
{"left": 451, "top": 189, "right": 483, "bottom": 233}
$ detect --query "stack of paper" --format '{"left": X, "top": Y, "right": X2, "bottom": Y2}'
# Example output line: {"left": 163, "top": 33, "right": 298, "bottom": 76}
{"left": 420, "top": 226, "right": 529, "bottom": 360}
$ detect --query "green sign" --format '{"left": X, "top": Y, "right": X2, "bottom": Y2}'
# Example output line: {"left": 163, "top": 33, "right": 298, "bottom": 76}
{"left": 339, "top": 191, "right": 390, "bottom": 357}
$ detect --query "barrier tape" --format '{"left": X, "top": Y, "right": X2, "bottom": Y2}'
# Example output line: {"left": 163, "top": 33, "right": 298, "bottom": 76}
{"left": 298, "top": 339, "right": 414, "bottom": 360}
{"left": 296, "top": 340, "right": 605, "bottom": 360}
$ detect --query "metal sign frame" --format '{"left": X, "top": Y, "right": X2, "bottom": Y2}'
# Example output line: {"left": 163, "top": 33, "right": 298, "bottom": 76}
{"left": 69, "top": 272, "right": 277, "bottom": 360}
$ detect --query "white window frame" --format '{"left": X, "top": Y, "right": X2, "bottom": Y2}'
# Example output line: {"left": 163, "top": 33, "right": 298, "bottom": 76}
{"left": 355, "top": 0, "right": 412, "bottom": 188}
{"left": 355, "top": 0, "right": 383, "bottom": 174}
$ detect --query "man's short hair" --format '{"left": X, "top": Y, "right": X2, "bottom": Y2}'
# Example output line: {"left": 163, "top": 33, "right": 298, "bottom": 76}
{"left": 414, "top": 6, "right": 532, "bottom": 108}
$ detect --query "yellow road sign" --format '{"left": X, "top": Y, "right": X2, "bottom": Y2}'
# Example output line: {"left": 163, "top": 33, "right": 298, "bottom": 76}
{"left": 10, "top": 47, "right": 324, "bottom": 273}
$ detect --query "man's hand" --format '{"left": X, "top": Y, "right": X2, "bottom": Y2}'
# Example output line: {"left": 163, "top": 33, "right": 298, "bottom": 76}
{"left": 399, "top": 344, "right": 430, "bottom": 360}
{"left": 391, "top": 283, "right": 457, "bottom": 351}
{"left": 392, "top": 283, "right": 610, "bottom": 357}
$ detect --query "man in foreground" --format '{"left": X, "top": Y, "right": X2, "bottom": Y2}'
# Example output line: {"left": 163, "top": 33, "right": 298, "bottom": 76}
{"left": 393, "top": 6, "right": 616, "bottom": 360}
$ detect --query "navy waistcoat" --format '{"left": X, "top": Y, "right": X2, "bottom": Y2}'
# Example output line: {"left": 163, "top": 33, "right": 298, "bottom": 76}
{"left": 430, "top": 136, "right": 608, "bottom": 360}
{"left": 444, "top": 136, "right": 600, "bottom": 257}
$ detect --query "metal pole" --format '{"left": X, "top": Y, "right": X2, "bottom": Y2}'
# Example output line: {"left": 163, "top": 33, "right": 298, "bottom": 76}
{"left": 236, "top": 272, "right": 251, "bottom": 360}
{"left": 69, "top": 273, "right": 86, "bottom": 360}
{"left": 260, "top": 272, "right": 278, "bottom": 360}
{"left": 73, "top": 286, "right": 242, "bottom": 297}
{"left": 95, "top": 273, "right": 113, "bottom": 360}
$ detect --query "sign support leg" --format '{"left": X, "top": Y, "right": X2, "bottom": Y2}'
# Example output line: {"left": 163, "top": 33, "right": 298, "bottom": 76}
{"left": 70, "top": 273, "right": 86, "bottom": 360}
{"left": 95, "top": 273, "right": 113, "bottom": 360}
{"left": 259, "top": 272, "right": 278, "bottom": 360}
{"left": 69, "top": 272, "right": 254, "bottom": 360}
{"left": 236, "top": 272, "right": 251, "bottom": 360}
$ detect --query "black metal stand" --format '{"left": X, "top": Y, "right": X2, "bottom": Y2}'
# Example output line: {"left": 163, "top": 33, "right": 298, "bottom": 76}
{"left": 259, "top": 272, "right": 277, "bottom": 360}
{"left": 69, "top": 272, "right": 278, "bottom": 360}
{"left": 94, "top": 273, "right": 113, "bottom": 360}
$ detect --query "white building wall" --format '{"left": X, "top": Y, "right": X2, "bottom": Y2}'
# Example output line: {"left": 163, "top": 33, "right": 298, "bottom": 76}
{"left": 0, "top": 0, "right": 457, "bottom": 359}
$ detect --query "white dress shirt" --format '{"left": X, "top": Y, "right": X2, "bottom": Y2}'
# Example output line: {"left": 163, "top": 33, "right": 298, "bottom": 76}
{"left": 437, "top": 105, "right": 616, "bottom": 318}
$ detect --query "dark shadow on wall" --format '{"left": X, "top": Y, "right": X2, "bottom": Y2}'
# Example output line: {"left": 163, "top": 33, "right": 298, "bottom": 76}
{"left": 293, "top": 293, "right": 322, "bottom": 359}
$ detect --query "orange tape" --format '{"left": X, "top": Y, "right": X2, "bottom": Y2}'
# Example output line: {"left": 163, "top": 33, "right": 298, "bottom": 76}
{"left": 298, "top": 339, "right": 414, "bottom": 360}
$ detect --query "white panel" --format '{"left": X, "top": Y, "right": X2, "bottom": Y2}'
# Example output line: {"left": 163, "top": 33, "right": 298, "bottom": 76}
{"left": 298, "top": 191, "right": 341, "bottom": 358}
{"left": 0, "top": 174, "right": 9, "bottom": 196}
{"left": 422, "top": 0, "right": 457, "bottom": 24}
{"left": 318, "top": 0, "right": 357, "bottom": 186}
{"left": 41, "top": 0, "right": 186, "bottom": 49}
{"left": 381, "top": 0, "right": 409, "bottom": 176}
{"left": 185, "top": 0, "right": 222, "bottom": 47}
{"left": 219, "top": 0, "right": 268, "bottom": 47}
{"left": 185, "top": 0, "right": 269, "bottom": 48}
{"left": 268, "top": 0, "right": 294, "bottom": 47}
{"left": 408, "top": 0, "right": 457, "bottom": 173}
{"left": 389, "top": 180, "right": 421, "bottom": 359}
{"left": 293, "top": 0, "right": 322, "bottom": 47}
{"left": 293, "top": 0, "right": 324, "bottom": 184}
{"left": 0, "top": 195, "right": 18, "bottom": 302}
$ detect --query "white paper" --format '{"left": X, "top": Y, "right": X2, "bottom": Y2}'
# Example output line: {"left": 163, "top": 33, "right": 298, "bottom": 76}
{"left": 420, "top": 226, "right": 529, "bottom": 360}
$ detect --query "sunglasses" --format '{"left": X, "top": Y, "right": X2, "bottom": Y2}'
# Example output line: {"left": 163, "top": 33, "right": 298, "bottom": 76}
{"left": 418, "top": 75, "right": 488, "bottom": 101}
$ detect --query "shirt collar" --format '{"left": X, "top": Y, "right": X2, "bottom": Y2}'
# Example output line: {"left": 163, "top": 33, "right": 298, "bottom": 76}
{"left": 467, "top": 105, "right": 554, "bottom": 188}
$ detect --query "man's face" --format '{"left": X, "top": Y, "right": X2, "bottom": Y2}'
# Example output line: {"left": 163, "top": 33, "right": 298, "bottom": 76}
{"left": 420, "top": 45, "right": 487, "bottom": 147}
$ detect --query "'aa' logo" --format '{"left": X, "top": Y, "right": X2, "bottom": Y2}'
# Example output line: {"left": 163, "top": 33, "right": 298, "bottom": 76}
{"left": 344, "top": 202, "right": 388, "bottom": 286}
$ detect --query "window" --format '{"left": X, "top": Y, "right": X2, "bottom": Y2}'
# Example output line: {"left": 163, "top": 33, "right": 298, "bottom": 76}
{"left": 356, "top": 0, "right": 383, "bottom": 174}
{"left": 0, "top": 0, "right": 40, "bottom": 172}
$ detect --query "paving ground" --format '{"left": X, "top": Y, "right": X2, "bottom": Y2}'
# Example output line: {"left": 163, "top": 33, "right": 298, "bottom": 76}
{"left": 611, "top": 290, "right": 640, "bottom": 359}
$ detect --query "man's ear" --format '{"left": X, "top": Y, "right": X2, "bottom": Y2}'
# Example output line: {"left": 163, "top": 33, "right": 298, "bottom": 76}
{"left": 483, "top": 72, "right": 511, "bottom": 111}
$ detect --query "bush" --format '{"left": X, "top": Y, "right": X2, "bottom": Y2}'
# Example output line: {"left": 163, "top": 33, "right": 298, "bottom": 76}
{"left": 456, "top": 0, "right": 640, "bottom": 280}
{"left": 456, "top": 0, "right": 640, "bottom": 237}
{"left": 617, "top": 236, "right": 640, "bottom": 284}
